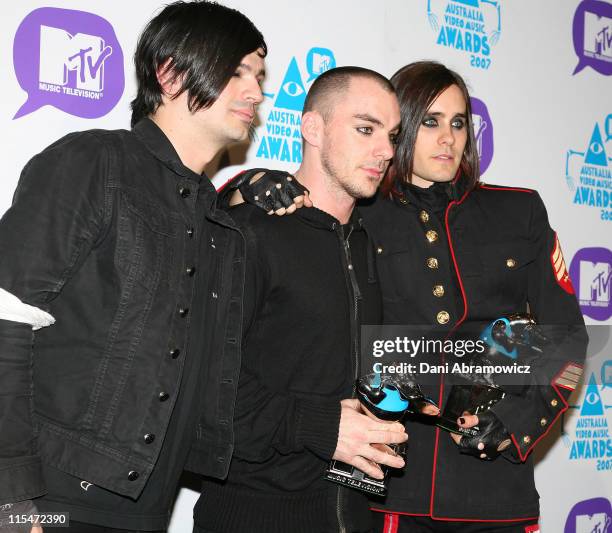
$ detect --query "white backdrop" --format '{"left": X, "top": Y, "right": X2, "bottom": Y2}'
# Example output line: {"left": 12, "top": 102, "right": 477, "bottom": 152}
{"left": 2, "top": 1, "right": 611, "bottom": 532}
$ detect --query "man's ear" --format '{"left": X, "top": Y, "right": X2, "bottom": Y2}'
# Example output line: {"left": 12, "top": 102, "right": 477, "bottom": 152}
{"left": 156, "top": 58, "right": 182, "bottom": 98}
{"left": 301, "top": 111, "right": 325, "bottom": 149}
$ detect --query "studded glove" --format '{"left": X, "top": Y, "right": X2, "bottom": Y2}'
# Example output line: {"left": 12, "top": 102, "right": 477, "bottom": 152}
{"left": 457, "top": 411, "right": 515, "bottom": 461}
{"left": 230, "top": 168, "right": 309, "bottom": 212}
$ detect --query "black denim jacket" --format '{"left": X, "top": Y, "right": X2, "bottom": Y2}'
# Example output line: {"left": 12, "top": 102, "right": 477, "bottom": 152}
{"left": 0, "top": 119, "right": 245, "bottom": 502}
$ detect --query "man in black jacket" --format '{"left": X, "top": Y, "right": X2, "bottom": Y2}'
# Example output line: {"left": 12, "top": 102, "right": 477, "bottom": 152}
{"left": 0, "top": 2, "right": 273, "bottom": 532}
{"left": 193, "top": 67, "right": 406, "bottom": 533}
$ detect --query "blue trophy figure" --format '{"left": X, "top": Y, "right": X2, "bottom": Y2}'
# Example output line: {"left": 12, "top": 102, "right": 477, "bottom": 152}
{"left": 325, "top": 371, "right": 438, "bottom": 496}
{"left": 441, "top": 313, "right": 549, "bottom": 442}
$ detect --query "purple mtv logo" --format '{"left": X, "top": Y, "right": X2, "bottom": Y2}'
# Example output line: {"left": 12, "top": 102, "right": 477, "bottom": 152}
{"left": 13, "top": 7, "right": 124, "bottom": 119}
{"left": 565, "top": 497, "right": 611, "bottom": 533}
{"left": 572, "top": 0, "right": 612, "bottom": 76}
{"left": 470, "top": 97, "right": 494, "bottom": 176}
{"left": 569, "top": 247, "right": 612, "bottom": 321}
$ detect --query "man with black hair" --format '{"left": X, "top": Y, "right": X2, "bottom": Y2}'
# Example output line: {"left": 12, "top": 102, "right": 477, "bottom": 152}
{"left": 194, "top": 67, "right": 407, "bottom": 533}
{"left": 0, "top": 2, "right": 280, "bottom": 532}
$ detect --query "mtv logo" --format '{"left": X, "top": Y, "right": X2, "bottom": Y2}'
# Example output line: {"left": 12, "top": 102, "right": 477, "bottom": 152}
{"left": 311, "top": 53, "right": 332, "bottom": 76}
{"left": 472, "top": 113, "right": 488, "bottom": 158}
{"left": 575, "top": 511, "right": 611, "bottom": 533}
{"left": 39, "top": 25, "right": 113, "bottom": 92}
{"left": 579, "top": 261, "right": 611, "bottom": 303}
{"left": 583, "top": 11, "right": 612, "bottom": 61}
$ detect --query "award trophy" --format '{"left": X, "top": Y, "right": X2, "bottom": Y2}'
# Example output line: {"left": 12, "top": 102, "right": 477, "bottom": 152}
{"left": 440, "top": 313, "right": 547, "bottom": 435}
{"left": 324, "top": 371, "right": 438, "bottom": 496}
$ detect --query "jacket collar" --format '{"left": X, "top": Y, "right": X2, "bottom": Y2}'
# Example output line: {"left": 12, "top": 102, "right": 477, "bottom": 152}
{"left": 394, "top": 175, "right": 471, "bottom": 209}
{"left": 296, "top": 205, "right": 365, "bottom": 232}
{"left": 133, "top": 118, "right": 204, "bottom": 182}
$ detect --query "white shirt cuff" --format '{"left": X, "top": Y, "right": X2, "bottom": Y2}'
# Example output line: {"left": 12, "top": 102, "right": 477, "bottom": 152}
{"left": 0, "top": 288, "right": 55, "bottom": 330}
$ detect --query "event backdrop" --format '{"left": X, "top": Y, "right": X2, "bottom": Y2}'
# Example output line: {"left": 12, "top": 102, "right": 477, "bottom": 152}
{"left": 2, "top": 1, "right": 611, "bottom": 532}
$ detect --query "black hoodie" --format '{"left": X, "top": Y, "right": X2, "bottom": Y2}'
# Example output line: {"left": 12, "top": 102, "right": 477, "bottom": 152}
{"left": 195, "top": 202, "right": 382, "bottom": 533}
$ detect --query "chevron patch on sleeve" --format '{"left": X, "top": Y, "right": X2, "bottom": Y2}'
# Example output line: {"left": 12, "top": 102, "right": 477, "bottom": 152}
{"left": 553, "top": 363, "right": 583, "bottom": 391}
{"left": 551, "top": 233, "right": 575, "bottom": 295}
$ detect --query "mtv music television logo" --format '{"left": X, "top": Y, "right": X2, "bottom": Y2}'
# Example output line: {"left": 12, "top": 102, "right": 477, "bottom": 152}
{"left": 572, "top": 0, "right": 612, "bottom": 75}
{"left": 580, "top": 261, "right": 611, "bottom": 306}
{"left": 13, "top": 7, "right": 124, "bottom": 119}
{"left": 570, "top": 247, "right": 612, "bottom": 321}
{"left": 564, "top": 497, "right": 612, "bottom": 533}
{"left": 470, "top": 96, "right": 494, "bottom": 175}
{"left": 584, "top": 10, "right": 612, "bottom": 62}
{"left": 576, "top": 512, "right": 611, "bottom": 532}
{"left": 39, "top": 25, "right": 112, "bottom": 94}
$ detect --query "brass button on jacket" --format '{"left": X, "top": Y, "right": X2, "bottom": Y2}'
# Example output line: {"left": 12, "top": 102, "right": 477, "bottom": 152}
{"left": 426, "top": 230, "right": 438, "bottom": 243}
{"left": 437, "top": 311, "right": 450, "bottom": 324}
{"left": 427, "top": 257, "right": 439, "bottom": 269}
{"left": 433, "top": 285, "right": 445, "bottom": 297}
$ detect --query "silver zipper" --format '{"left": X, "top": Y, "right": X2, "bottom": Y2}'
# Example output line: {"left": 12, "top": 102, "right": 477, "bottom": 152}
{"left": 335, "top": 223, "right": 362, "bottom": 532}
{"left": 343, "top": 228, "right": 362, "bottom": 392}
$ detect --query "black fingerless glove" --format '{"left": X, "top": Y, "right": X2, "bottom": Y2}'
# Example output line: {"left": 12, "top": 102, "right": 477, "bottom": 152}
{"left": 458, "top": 411, "right": 514, "bottom": 461}
{"left": 223, "top": 168, "right": 309, "bottom": 212}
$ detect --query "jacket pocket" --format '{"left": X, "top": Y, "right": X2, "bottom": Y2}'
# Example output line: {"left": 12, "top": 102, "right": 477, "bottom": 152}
{"left": 375, "top": 241, "right": 418, "bottom": 302}
{"left": 82, "top": 188, "right": 179, "bottom": 436}
{"left": 116, "top": 187, "right": 178, "bottom": 292}
{"left": 471, "top": 240, "right": 536, "bottom": 309}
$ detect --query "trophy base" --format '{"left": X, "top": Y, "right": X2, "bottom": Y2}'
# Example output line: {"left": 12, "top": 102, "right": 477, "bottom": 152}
{"left": 438, "top": 381, "right": 505, "bottom": 437}
{"left": 324, "top": 460, "right": 388, "bottom": 496}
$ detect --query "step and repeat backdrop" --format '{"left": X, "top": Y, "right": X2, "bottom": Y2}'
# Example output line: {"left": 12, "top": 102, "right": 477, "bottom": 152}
{"left": 2, "top": 1, "right": 611, "bottom": 531}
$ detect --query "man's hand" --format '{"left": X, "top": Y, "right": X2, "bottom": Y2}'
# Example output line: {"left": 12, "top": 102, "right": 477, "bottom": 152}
{"left": 332, "top": 399, "right": 408, "bottom": 479}
{"left": 450, "top": 411, "right": 512, "bottom": 460}
{"left": 229, "top": 169, "right": 312, "bottom": 215}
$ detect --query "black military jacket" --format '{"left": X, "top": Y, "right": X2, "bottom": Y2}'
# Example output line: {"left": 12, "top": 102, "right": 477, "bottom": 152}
{"left": 360, "top": 178, "right": 587, "bottom": 521}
